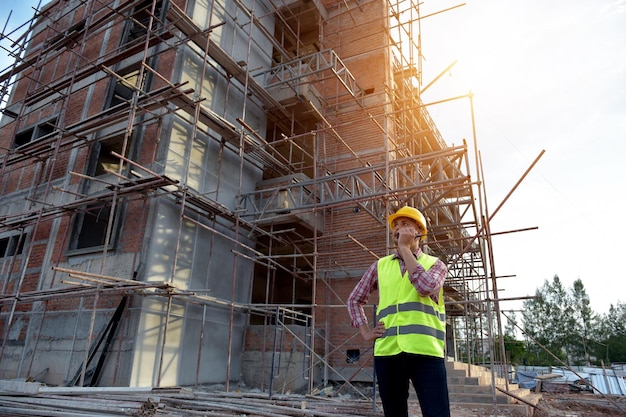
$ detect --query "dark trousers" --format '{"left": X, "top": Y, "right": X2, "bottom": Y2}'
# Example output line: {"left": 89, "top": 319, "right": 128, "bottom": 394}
{"left": 374, "top": 352, "right": 450, "bottom": 417}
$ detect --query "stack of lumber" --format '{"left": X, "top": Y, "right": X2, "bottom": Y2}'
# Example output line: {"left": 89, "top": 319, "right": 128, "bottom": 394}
{"left": 0, "top": 381, "right": 380, "bottom": 416}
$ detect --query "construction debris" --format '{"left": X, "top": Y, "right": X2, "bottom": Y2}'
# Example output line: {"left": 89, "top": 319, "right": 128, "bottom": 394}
{"left": 0, "top": 381, "right": 380, "bottom": 417}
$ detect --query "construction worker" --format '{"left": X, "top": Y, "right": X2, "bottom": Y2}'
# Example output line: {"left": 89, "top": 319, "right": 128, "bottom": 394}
{"left": 347, "top": 205, "right": 450, "bottom": 417}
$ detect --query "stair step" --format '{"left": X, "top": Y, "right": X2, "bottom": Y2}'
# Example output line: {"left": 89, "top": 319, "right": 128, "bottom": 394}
{"left": 452, "top": 394, "right": 512, "bottom": 405}
{"left": 445, "top": 361, "right": 491, "bottom": 375}
{"left": 448, "top": 384, "right": 521, "bottom": 395}
{"left": 442, "top": 360, "right": 540, "bottom": 417}
{"left": 448, "top": 375, "right": 495, "bottom": 386}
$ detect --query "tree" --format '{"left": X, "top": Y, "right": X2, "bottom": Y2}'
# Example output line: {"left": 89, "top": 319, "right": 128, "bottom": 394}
{"left": 521, "top": 275, "right": 570, "bottom": 365}
{"left": 502, "top": 312, "right": 525, "bottom": 365}
{"left": 600, "top": 301, "right": 626, "bottom": 363}
{"left": 519, "top": 277, "right": 624, "bottom": 366}
{"left": 565, "top": 279, "right": 597, "bottom": 365}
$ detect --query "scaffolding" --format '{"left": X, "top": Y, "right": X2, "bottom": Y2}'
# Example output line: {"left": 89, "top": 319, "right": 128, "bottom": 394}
{"left": 0, "top": 0, "right": 508, "bottom": 404}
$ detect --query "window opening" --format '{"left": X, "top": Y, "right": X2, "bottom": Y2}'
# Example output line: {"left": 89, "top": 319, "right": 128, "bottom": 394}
{"left": 13, "top": 118, "right": 57, "bottom": 148}
{"left": 89, "top": 132, "right": 136, "bottom": 177}
{"left": 0, "top": 235, "right": 25, "bottom": 258}
{"left": 107, "top": 70, "right": 141, "bottom": 109}
{"left": 69, "top": 202, "right": 120, "bottom": 252}
{"left": 95, "top": 136, "right": 125, "bottom": 176}
{"left": 122, "top": 0, "right": 164, "bottom": 45}
{"left": 346, "top": 349, "right": 360, "bottom": 363}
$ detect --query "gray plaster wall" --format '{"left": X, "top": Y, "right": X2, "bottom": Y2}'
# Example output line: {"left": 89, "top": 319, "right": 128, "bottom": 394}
{"left": 129, "top": 198, "right": 255, "bottom": 387}
{"left": 127, "top": 0, "right": 274, "bottom": 387}
{"left": 1, "top": 249, "right": 140, "bottom": 386}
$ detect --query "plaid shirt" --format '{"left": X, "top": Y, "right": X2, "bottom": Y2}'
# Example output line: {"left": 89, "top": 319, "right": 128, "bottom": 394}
{"left": 347, "top": 248, "right": 448, "bottom": 328}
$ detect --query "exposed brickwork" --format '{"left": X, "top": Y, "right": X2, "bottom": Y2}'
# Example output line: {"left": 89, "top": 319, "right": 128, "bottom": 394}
{"left": 0, "top": 0, "right": 159, "bottom": 359}
{"left": 0, "top": 0, "right": 454, "bottom": 391}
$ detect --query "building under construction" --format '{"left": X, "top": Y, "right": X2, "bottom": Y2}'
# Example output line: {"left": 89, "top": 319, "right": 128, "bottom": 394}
{"left": 0, "top": 0, "right": 510, "bottom": 404}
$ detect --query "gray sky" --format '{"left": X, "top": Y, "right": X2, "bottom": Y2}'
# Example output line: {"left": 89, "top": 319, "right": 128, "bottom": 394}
{"left": 2, "top": 0, "right": 625, "bottom": 315}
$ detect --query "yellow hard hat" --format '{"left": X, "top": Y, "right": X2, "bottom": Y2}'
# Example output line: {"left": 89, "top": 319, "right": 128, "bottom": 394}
{"left": 387, "top": 206, "right": 427, "bottom": 241}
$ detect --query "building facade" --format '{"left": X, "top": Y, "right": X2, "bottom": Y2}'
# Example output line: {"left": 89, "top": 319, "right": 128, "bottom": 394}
{"left": 0, "top": 0, "right": 488, "bottom": 392}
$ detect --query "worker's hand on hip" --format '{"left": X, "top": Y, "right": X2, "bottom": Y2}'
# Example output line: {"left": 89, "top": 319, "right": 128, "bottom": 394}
{"left": 359, "top": 321, "right": 386, "bottom": 341}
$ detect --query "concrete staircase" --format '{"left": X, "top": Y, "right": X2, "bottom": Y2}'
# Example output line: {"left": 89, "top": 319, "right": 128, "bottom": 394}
{"left": 444, "top": 361, "right": 542, "bottom": 416}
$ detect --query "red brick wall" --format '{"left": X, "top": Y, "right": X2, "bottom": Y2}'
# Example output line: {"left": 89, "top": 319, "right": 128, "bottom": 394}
{"left": 0, "top": 0, "right": 170, "bottom": 348}
{"left": 315, "top": 0, "right": 393, "bottom": 375}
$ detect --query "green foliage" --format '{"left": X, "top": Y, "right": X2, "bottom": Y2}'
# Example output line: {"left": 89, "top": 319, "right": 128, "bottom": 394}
{"left": 603, "top": 303, "right": 626, "bottom": 363}
{"left": 502, "top": 312, "right": 525, "bottom": 364}
{"left": 516, "top": 275, "right": 626, "bottom": 366}
{"left": 503, "top": 333, "right": 526, "bottom": 364}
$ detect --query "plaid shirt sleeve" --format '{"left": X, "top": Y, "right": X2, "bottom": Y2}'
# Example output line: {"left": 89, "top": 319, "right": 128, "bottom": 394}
{"left": 407, "top": 254, "right": 448, "bottom": 304}
{"left": 347, "top": 260, "right": 379, "bottom": 328}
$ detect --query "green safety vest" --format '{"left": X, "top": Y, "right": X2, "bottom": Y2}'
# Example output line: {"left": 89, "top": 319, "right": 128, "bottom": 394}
{"left": 374, "top": 253, "right": 446, "bottom": 358}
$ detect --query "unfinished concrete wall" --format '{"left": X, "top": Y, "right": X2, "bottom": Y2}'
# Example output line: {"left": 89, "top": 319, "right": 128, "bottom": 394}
{"left": 130, "top": 198, "right": 257, "bottom": 386}
{"left": 127, "top": 0, "right": 274, "bottom": 386}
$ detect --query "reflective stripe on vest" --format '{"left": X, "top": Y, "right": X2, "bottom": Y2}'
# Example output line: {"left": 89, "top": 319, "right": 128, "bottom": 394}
{"left": 375, "top": 253, "right": 446, "bottom": 358}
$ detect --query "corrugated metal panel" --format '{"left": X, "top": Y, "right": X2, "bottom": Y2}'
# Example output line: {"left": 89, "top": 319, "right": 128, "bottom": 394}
{"left": 515, "top": 365, "right": 626, "bottom": 396}
{"left": 590, "top": 372, "right": 626, "bottom": 395}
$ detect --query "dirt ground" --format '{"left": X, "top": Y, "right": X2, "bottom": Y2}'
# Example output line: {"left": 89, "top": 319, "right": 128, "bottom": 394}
{"left": 430, "top": 393, "right": 626, "bottom": 417}
{"left": 330, "top": 382, "right": 626, "bottom": 417}
{"left": 531, "top": 393, "right": 626, "bottom": 417}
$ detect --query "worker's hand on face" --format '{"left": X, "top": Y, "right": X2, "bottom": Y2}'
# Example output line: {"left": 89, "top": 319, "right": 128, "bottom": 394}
{"left": 360, "top": 321, "right": 386, "bottom": 341}
{"left": 395, "top": 227, "right": 416, "bottom": 247}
